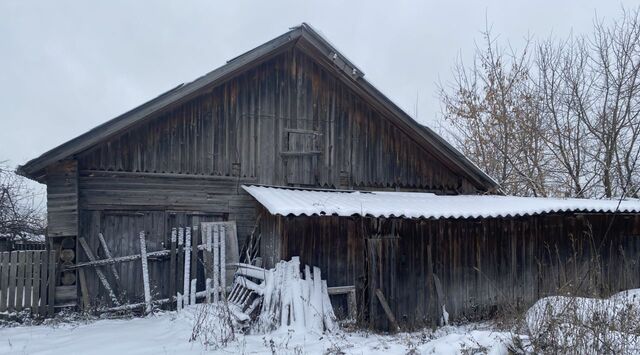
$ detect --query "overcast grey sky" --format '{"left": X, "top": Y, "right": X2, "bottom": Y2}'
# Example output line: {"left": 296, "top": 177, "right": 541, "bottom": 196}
{"left": 1, "top": 1, "right": 637, "bottom": 173}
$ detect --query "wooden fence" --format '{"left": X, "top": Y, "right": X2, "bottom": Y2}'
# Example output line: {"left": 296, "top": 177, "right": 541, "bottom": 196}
{"left": 0, "top": 250, "right": 56, "bottom": 316}
{"left": 73, "top": 221, "right": 238, "bottom": 313}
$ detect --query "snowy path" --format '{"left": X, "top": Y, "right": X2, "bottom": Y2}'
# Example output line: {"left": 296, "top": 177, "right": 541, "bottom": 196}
{"left": 0, "top": 307, "right": 514, "bottom": 355}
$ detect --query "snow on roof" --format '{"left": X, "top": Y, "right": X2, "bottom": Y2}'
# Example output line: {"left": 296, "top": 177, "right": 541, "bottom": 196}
{"left": 242, "top": 185, "right": 640, "bottom": 219}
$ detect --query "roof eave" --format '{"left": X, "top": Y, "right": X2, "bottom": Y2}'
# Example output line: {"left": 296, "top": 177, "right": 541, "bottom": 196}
{"left": 18, "top": 27, "right": 304, "bottom": 180}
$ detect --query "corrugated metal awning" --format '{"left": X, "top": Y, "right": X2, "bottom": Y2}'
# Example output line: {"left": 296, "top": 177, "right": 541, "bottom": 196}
{"left": 242, "top": 185, "right": 640, "bottom": 219}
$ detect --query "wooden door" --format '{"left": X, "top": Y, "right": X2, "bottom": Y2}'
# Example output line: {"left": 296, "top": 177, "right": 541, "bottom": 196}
{"left": 91, "top": 211, "right": 166, "bottom": 305}
{"left": 366, "top": 234, "right": 399, "bottom": 330}
{"left": 282, "top": 128, "right": 322, "bottom": 186}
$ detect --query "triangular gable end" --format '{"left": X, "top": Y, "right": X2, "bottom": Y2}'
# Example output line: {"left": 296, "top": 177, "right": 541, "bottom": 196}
{"left": 17, "top": 23, "right": 498, "bottom": 192}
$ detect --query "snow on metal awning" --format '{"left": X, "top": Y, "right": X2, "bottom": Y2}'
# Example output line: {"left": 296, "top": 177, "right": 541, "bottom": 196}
{"left": 242, "top": 185, "right": 640, "bottom": 219}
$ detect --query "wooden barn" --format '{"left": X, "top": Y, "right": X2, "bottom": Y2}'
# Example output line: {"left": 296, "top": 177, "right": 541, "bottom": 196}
{"left": 16, "top": 23, "right": 640, "bottom": 329}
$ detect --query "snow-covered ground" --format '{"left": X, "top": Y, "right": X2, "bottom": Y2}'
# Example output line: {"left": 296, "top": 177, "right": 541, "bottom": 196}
{"left": 0, "top": 307, "right": 516, "bottom": 355}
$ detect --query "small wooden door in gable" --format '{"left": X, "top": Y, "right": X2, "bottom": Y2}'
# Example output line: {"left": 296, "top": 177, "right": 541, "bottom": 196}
{"left": 282, "top": 128, "right": 323, "bottom": 186}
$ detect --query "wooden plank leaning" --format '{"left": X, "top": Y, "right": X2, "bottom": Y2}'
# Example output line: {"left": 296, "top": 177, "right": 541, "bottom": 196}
{"left": 79, "top": 237, "right": 119, "bottom": 306}
{"left": 98, "top": 232, "right": 121, "bottom": 291}
{"left": 375, "top": 289, "right": 400, "bottom": 332}
{"left": 139, "top": 231, "right": 152, "bottom": 314}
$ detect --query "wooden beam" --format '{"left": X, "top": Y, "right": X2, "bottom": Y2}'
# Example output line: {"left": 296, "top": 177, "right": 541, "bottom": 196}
{"left": 78, "top": 237, "right": 119, "bottom": 306}
{"left": 139, "top": 232, "right": 152, "bottom": 314}
{"left": 375, "top": 289, "right": 400, "bottom": 332}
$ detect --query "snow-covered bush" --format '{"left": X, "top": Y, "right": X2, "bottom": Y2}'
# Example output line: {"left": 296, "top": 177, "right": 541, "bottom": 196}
{"left": 525, "top": 290, "right": 640, "bottom": 354}
{"left": 189, "top": 303, "right": 237, "bottom": 350}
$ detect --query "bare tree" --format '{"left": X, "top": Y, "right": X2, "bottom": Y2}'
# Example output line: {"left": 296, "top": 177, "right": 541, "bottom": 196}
{"left": 439, "top": 28, "right": 551, "bottom": 196}
{"left": 0, "top": 161, "right": 46, "bottom": 241}
{"left": 440, "top": 7, "right": 640, "bottom": 198}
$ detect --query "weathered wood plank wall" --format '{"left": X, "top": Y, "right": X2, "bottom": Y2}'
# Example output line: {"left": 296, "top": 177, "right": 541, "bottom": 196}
{"left": 76, "top": 48, "right": 478, "bottom": 193}
{"left": 66, "top": 46, "right": 487, "bottom": 305}
{"left": 46, "top": 160, "right": 78, "bottom": 237}
{"left": 271, "top": 212, "right": 640, "bottom": 330}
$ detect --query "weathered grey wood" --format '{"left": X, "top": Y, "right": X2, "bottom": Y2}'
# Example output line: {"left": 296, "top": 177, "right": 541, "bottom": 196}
{"left": 54, "top": 285, "right": 77, "bottom": 306}
{"left": 98, "top": 233, "right": 121, "bottom": 288}
{"left": 39, "top": 251, "right": 48, "bottom": 315}
{"left": 375, "top": 289, "right": 400, "bottom": 332}
{"left": 203, "top": 225, "right": 212, "bottom": 303}
{"left": 213, "top": 224, "right": 219, "bottom": 303}
{"left": 78, "top": 268, "right": 90, "bottom": 311}
{"left": 327, "top": 285, "right": 357, "bottom": 321}
{"left": 30, "top": 251, "right": 41, "bottom": 312}
{"left": 0, "top": 252, "right": 9, "bottom": 312}
{"left": 47, "top": 251, "right": 56, "bottom": 316}
{"left": 177, "top": 227, "right": 184, "bottom": 304}
{"left": 139, "top": 231, "right": 152, "bottom": 314}
{"left": 433, "top": 273, "right": 445, "bottom": 324}
{"left": 15, "top": 251, "right": 26, "bottom": 311}
{"left": 183, "top": 228, "right": 191, "bottom": 306}
{"left": 190, "top": 227, "right": 198, "bottom": 289}
{"left": 78, "top": 237, "right": 119, "bottom": 306}
{"left": 45, "top": 161, "right": 78, "bottom": 237}
{"left": 8, "top": 251, "right": 17, "bottom": 311}
{"left": 24, "top": 251, "right": 33, "bottom": 309}
{"left": 169, "top": 228, "right": 177, "bottom": 305}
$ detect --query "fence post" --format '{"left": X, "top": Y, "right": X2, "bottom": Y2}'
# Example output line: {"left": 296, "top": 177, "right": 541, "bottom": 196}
{"left": 139, "top": 231, "right": 152, "bottom": 314}
{"left": 47, "top": 250, "right": 56, "bottom": 317}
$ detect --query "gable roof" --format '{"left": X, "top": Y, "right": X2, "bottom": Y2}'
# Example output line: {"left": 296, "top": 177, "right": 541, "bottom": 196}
{"left": 17, "top": 23, "right": 499, "bottom": 192}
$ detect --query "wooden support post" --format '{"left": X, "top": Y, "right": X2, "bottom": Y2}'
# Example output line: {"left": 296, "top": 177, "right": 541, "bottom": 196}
{"left": 190, "top": 226, "right": 198, "bottom": 294}
{"left": 169, "top": 228, "right": 177, "bottom": 306}
{"left": 220, "top": 225, "right": 226, "bottom": 298}
{"left": 47, "top": 250, "right": 56, "bottom": 317}
{"left": 177, "top": 228, "right": 184, "bottom": 307}
{"left": 375, "top": 289, "right": 400, "bottom": 332}
{"left": 204, "top": 225, "right": 212, "bottom": 303}
{"left": 79, "top": 237, "right": 119, "bottom": 306}
{"left": 213, "top": 224, "right": 219, "bottom": 303}
{"left": 139, "top": 231, "right": 152, "bottom": 314}
{"left": 190, "top": 279, "right": 197, "bottom": 305}
{"left": 78, "top": 268, "right": 90, "bottom": 311}
{"left": 183, "top": 228, "right": 191, "bottom": 307}
{"left": 39, "top": 251, "right": 48, "bottom": 315}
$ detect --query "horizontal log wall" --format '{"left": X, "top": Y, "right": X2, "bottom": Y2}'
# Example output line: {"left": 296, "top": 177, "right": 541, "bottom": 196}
{"left": 77, "top": 170, "right": 256, "bottom": 244}
{"left": 273, "top": 213, "right": 640, "bottom": 330}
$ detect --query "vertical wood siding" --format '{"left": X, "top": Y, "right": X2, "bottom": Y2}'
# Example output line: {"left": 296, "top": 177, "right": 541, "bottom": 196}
{"left": 76, "top": 47, "right": 477, "bottom": 193}
{"left": 46, "top": 161, "right": 78, "bottom": 237}
{"left": 274, "top": 213, "right": 640, "bottom": 330}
